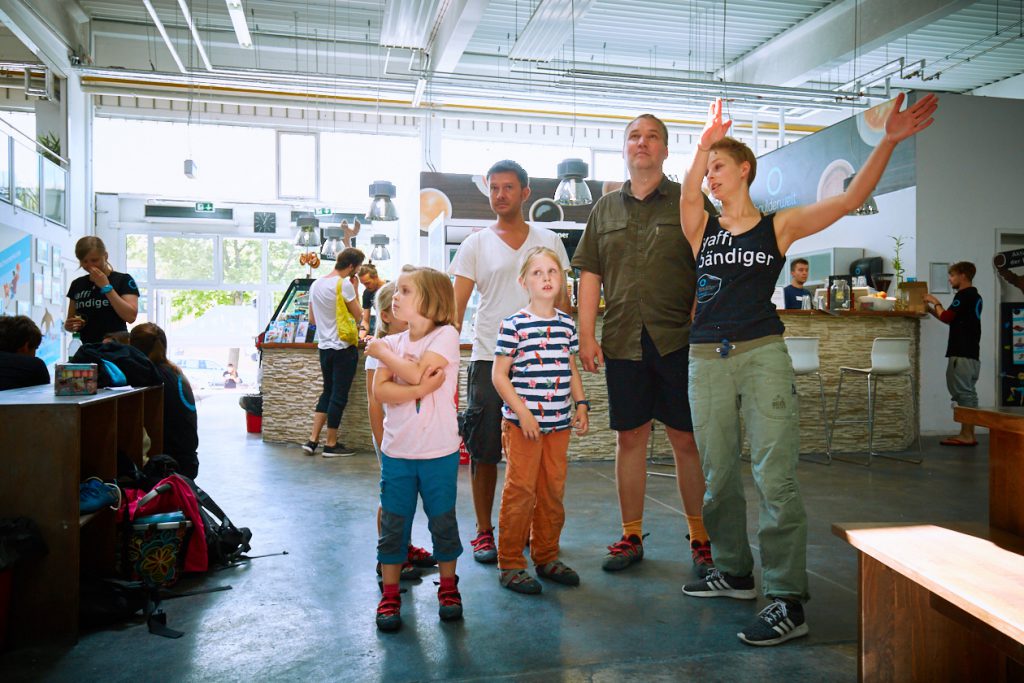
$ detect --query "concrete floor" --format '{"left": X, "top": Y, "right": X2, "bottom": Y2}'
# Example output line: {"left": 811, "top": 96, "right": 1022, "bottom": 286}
{"left": 1, "top": 392, "right": 990, "bottom": 682}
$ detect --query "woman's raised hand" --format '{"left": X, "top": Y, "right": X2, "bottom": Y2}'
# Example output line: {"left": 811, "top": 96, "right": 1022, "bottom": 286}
{"left": 884, "top": 92, "right": 938, "bottom": 144}
{"left": 699, "top": 98, "right": 732, "bottom": 151}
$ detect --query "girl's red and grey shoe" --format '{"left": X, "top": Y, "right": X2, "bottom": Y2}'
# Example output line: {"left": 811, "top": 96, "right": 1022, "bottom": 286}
{"left": 376, "top": 593, "right": 402, "bottom": 632}
{"left": 437, "top": 577, "right": 463, "bottom": 621}
{"left": 407, "top": 544, "right": 437, "bottom": 568}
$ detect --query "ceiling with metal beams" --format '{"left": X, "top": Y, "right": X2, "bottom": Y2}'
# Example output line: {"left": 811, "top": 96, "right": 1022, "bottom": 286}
{"left": 50, "top": 0, "right": 1024, "bottom": 124}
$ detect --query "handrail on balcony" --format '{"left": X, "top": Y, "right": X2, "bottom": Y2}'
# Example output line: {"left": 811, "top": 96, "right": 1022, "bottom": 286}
{"left": 0, "top": 114, "right": 70, "bottom": 167}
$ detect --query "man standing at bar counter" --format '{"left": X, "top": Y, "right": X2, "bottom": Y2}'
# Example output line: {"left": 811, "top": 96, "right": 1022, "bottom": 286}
{"left": 924, "top": 261, "right": 982, "bottom": 447}
{"left": 783, "top": 258, "right": 812, "bottom": 309}
{"left": 572, "top": 113, "right": 716, "bottom": 577}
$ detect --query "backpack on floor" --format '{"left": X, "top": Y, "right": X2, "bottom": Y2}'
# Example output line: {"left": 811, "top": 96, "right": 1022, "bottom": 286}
{"left": 182, "top": 479, "right": 253, "bottom": 568}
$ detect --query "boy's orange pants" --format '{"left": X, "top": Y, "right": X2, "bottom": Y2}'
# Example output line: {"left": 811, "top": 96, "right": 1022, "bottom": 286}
{"left": 497, "top": 419, "right": 570, "bottom": 570}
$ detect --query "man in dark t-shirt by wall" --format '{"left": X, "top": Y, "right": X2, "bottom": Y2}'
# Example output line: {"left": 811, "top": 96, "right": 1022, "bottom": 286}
{"left": 0, "top": 315, "right": 50, "bottom": 391}
{"left": 782, "top": 258, "right": 812, "bottom": 309}
{"left": 924, "top": 261, "right": 982, "bottom": 446}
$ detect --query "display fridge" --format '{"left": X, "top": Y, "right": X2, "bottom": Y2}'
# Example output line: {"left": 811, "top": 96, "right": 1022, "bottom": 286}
{"left": 260, "top": 278, "right": 315, "bottom": 345}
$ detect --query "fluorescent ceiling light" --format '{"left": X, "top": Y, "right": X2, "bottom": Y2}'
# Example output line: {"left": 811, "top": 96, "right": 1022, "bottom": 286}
{"left": 225, "top": 0, "right": 253, "bottom": 49}
{"left": 411, "top": 78, "right": 426, "bottom": 107}
{"left": 141, "top": 0, "right": 186, "bottom": 73}
{"left": 177, "top": 0, "right": 213, "bottom": 71}
{"left": 509, "top": 0, "right": 595, "bottom": 62}
{"left": 380, "top": 0, "right": 445, "bottom": 50}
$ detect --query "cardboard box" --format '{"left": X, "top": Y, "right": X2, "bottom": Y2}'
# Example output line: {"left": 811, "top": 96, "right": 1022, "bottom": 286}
{"left": 898, "top": 281, "right": 929, "bottom": 313}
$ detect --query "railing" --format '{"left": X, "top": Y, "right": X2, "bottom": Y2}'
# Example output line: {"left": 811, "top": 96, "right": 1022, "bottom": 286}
{"left": 0, "top": 116, "right": 67, "bottom": 227}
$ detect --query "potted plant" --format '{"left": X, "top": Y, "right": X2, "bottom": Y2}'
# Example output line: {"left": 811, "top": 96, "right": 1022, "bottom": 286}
{"left": 890, "top": 235, "right": 911, "bottom": 286}
{"left": 37, "top": 132, "right": 61, "bottom": 163}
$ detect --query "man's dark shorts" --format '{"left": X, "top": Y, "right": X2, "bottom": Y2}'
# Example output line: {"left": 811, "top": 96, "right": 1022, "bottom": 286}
{"left": 604, "top": 327, "right": 693, "bottom": 432}
{"left": 458, "top": 360, "right": 504, "bottom": 465}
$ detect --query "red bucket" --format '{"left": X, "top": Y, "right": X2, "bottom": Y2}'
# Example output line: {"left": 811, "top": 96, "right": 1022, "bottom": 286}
{"left": 245, "top": 413, "right": 262, "bottom": 434}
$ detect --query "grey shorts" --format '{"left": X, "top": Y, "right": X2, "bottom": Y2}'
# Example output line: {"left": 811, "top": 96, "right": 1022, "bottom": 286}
{"left": 946, "top": 356, "right": 980, "bottom": 408}
{"left": 458, "top": 360, "right": 504, "bottom": 465}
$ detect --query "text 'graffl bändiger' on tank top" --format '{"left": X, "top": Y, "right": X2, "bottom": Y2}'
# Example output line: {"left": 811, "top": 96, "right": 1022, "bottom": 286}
{"left": 697, "top": 229, "right": 779, "bottom": 270}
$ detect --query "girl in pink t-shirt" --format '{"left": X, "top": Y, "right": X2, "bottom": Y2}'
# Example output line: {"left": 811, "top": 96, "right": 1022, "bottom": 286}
{"left": 364, "top": 266, "right": 463, "bottom": 633}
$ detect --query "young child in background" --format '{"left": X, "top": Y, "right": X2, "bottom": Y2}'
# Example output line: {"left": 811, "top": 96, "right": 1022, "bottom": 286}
{"left": 365, "top": 281, "right": 437, "bottom": 581}
{"left": 365, "top": 266, "right": 464, "bottom": 632}
{"left": 491, "top": 247, "right": 589, "bottom": 594}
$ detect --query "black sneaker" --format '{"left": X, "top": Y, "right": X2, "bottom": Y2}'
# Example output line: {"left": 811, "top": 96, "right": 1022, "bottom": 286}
{"left": 322, "top": 443, "right": 355, "bottom": 458}
{"left": 302, "top": 440, "right": 319, "bottom": 456}
{"left": 738, "top": 598, "right": 809, "bottom": 646}
{"left": 682, "top": 568, "right": 757, "bottom": 599}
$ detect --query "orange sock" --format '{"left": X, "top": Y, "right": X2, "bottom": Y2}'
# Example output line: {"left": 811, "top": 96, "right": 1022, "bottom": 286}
{"left": 685, "top": 514, "right": 709, "bottom": 544}
{"left": 622, "top": 519, "right": 643, "bottom": 540}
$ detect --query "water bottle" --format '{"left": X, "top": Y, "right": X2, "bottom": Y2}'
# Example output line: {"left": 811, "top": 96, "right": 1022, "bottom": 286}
{"left": 67, "top": 332, "right": 82, "bottom": 359}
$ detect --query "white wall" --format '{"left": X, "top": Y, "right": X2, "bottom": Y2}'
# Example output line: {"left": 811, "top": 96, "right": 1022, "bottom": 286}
{"left": 915, "top": 93, "right": 1024, "bottom": 433}
{"left": 784, "top": 185, "right": 917, "bottom": 276}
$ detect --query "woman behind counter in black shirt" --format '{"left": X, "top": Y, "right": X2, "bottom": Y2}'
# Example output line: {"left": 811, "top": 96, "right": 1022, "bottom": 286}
{"left": 65, "top": 236, "right": 139, "bottom": 344}
{"left": 130, "top": 322, "right": 200, "bottom": 480}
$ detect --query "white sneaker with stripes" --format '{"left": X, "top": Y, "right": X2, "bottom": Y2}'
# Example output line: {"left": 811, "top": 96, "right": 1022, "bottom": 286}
{"left": 681, "top": 568, "right": 757, "bottom": 599}
{"left": 738, "top": 598, "right": 809, "bottom": 646}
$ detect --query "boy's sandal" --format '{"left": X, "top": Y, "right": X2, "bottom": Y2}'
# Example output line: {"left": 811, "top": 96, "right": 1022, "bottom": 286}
{"left": 536, "top": 560, "right": 580, "bottom": 586}
{"left": 499, "top": 569, "right": 542, "bottom": 594}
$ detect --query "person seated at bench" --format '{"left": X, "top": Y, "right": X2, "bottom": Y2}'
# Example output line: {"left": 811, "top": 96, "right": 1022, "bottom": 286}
{"left": 130, "top": 322, "right": 200, "bottom": 479}
{"left": 0, "top": 315, "right": 50, "bottom": 391}
{"left": 102, "top": 330, "right": 131, "bottom": 345}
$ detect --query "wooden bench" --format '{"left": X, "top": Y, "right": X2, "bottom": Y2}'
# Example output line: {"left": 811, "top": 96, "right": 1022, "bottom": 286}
{"left": 833, "top": 522, "right": 1024, "bottom": 682}
{"left": 0, "top": 385, "right": 163, "bottom": 645}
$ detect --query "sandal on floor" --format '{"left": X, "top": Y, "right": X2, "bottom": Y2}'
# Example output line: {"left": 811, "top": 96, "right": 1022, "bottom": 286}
{"left": 536, "top": 560, "right": 580, "bottom": 586}
{"left": 499, "top": 568, "right": 542, "bottom": 594}
{"left": 940, "top": 437, "right": 978, "bottom": 447}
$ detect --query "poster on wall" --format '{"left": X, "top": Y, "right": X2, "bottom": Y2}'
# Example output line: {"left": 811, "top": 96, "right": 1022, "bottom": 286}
{"left": 0, "top": 235, "right": 31, "bottom": 316}
{"left": 33, "top": 271, "right": 45, "bottom": 306}
{"left": 35, "top": 238, "right": 49, "bottom": 265}
{"left": 999, "top": 302, "right": 1024, "bottom": 405}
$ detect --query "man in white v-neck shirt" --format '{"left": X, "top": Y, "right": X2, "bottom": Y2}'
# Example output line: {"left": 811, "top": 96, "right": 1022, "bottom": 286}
{"left": 450, "top": 160, "right": 571, "bottom": 563}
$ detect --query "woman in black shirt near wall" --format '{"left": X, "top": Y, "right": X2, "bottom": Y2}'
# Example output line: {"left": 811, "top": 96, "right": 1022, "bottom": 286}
{"left": 65, "top": 236, "right": 140, "bottom": 344}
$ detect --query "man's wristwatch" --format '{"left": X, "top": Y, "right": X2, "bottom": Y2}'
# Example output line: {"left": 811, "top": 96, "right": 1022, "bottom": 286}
{"left": 575, "top": 400, "right": 590, "bottom": 410}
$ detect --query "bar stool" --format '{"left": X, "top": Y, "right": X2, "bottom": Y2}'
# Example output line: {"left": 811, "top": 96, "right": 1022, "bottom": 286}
{"left": 830, "top": 337, "right": 922, "bottom": 466}
{"left": 784, "top": 337, "right": 832, "bottom": 465}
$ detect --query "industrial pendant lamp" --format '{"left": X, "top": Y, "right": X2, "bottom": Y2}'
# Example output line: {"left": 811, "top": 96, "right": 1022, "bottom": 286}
{"left": 554, "top": 0, "right": 592, "bottom": 207}
{"left": 320, "top": 225, "right": 344, "bottom": 259}
{"left": 554, "top": 158, "right": 593, "bottom": 206}
{"left": 843, "top": 174, "right": 879, "bottom": 216}
{"left": 366, "top": 181, "right": 399, "bottom": 222}
{"left": 370, "top": 233, "right": 391, "bottom": 261}
{"left": 294, "top": 215, "right": 321, "bottom": 248}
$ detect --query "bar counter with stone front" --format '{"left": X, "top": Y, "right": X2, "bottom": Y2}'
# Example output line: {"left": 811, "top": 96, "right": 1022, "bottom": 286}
{"left": 260, "top": 310, "right": 922, "bottom": 460}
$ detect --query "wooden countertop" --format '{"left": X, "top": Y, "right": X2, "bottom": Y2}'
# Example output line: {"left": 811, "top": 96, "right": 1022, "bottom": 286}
{"left": 832, "top": 522, "right": 1024, "bottom": 648}
{"left": 779, "top": 309, "right": 926, "bottom": 318}
{"left": 955, "top": 406, "right": 1024, "bottom": 434}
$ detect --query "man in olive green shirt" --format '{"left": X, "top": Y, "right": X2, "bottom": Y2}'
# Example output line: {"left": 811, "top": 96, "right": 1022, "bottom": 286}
{"left": 572, "top": 113, "right": 715, "bottom": 577}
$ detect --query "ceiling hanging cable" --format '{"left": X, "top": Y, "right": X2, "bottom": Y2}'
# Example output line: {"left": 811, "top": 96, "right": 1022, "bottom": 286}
{"left": 554, "top": 0, "right": 592, "bottom": 207}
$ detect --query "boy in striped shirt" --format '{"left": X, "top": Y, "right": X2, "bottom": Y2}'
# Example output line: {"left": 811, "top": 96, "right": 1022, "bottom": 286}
{"left": 491, "top": 247, "right": 589, "bottom": 594}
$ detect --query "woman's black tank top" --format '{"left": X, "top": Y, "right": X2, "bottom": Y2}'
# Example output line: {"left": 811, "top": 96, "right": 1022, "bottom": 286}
{"left": 691, "top": 212, "right": 786, "bottom": 344}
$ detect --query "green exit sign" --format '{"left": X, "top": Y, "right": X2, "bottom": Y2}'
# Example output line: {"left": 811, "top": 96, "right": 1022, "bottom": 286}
{"left": 315, "top": 207, "right": 332, "bottom": 215}
{"left": 195, "top": 202, "right": 215, "bottom": 213}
